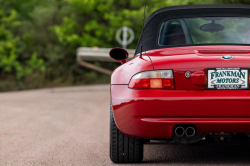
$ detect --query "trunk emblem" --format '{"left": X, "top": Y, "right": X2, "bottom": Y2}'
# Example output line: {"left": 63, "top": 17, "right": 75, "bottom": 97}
{"left": 185, "top": 71, "right": 191, "bottom": 78}
{"left": 222, "top": 55, "right": 233, "bottom": 60}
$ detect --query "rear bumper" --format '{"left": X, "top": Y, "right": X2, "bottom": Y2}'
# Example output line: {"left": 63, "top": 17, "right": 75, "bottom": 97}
{"left": 111, "top": 85, "right": 250, "bottom": 138}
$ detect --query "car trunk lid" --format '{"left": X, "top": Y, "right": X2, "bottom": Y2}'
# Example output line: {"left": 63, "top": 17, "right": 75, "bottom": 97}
{"left": 147, "top": 46, "right": 250, "bottom": 90}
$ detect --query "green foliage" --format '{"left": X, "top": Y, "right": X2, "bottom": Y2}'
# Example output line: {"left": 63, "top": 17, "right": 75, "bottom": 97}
{"left": 0, "top": 7, "right": 45, "bottom": 81}
{"left": 52, "top": 0, "right": 215, "bottom": 49}
{"left": 0, "top": 0, "right": 241, "bottom": 91}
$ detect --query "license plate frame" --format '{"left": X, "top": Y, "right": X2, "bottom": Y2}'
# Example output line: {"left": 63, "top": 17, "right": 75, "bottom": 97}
{"left": 207, "top": 68, "right": 249, "bottom": 90}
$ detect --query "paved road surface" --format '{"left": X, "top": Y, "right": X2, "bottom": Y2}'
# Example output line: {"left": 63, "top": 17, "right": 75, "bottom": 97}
{"left": 1, "top": 84, "right": 250, "bottom": 165}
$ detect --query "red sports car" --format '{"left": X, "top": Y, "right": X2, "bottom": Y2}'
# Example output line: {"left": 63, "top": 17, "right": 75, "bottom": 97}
{"left": 109, "top": 4, "right": 250, "bottom": 163}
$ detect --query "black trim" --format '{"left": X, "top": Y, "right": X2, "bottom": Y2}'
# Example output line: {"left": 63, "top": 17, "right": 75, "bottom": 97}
{"left": 145, "top": 5, "right": 250, "bottom": 26}
{"left": 135, "top": 5, "right": 250, "bottom": 55}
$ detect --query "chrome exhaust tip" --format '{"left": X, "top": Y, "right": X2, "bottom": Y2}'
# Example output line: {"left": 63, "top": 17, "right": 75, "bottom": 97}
{"left": 185, "top": 127, "right": 195, "bottom": 138}
{"left": 175, "top": 127, "right": 185, "bottom": 138}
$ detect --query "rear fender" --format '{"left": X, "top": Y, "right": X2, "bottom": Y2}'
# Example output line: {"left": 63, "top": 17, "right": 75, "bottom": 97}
{"left": 111, "top": 55, "right": 153, "bottom": 84}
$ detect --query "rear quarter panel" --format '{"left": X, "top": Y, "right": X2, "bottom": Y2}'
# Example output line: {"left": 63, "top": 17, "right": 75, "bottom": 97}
{"left": 111, "top": 55, "right": 153, "bottom": 84}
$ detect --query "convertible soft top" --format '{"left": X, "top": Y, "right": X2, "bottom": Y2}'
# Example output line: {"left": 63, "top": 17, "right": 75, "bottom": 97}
{"left": 135, "top": 4, "right": 250, "bottom": 54}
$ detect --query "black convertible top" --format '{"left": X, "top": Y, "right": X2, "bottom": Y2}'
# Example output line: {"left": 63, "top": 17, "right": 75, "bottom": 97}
{"left": 135, "top": 4, "right": 250, "bottom": 55}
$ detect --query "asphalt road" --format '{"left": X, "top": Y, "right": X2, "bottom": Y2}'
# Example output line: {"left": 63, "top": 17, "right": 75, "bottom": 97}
{"left": 1, "top": 84, "right": 250, "bottom": 166}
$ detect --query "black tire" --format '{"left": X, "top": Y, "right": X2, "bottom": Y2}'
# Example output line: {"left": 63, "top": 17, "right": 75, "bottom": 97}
{"left": 110, "top": 105, "right": 143, "bottom": 163}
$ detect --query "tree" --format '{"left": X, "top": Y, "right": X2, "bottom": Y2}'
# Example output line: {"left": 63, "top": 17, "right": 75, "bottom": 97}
{"left": 1, "top": 0, "right": 232, "bottom": 91}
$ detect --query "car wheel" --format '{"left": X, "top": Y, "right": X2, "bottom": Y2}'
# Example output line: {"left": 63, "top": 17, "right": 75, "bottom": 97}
{"left": 110, "top": 104, "right": 143, "bottom": 163}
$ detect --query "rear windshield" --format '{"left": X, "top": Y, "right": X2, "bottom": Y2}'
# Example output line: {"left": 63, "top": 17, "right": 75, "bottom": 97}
{"left": 158, "top": 17, "right": 250, "bottom": 46}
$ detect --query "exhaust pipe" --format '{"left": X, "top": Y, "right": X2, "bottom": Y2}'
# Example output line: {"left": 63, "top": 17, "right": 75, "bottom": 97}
{"left": 175, "top": 127, "right": 185, "bottom": 138}
{"left": 185, "top": 127, "right": 195, "bottom": 138}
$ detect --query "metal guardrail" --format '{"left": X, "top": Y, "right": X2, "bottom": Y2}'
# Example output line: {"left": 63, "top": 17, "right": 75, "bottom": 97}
{"left": 76, "top": 47, "right": 135, "bottom": 75}
{"left": 77, "top": 47, "right": 135, "bottom": 62}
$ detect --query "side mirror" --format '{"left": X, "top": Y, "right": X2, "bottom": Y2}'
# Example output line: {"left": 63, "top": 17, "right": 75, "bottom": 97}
{"left": 109, "top": 47, "right": 128, "bottom": 64}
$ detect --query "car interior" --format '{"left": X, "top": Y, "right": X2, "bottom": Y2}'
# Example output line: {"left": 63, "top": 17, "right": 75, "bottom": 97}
{"left": 159, "top": 19, "right": 193, "bottom": 46}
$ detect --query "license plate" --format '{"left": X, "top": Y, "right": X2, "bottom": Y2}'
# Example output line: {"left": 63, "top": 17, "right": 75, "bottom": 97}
{"left": 207, "top": 68, "right": 249, "bottom": 90}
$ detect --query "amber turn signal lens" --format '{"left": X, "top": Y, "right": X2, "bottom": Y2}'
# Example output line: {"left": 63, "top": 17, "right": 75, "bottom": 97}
{"left": 150, "top": 79, "right": 162, "bottom": 88}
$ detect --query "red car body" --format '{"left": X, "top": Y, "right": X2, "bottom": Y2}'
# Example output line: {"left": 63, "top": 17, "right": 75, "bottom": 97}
{"left": 109, "top": 4, "right": 250, "bottom": 163}
{"left": 111, "top": 45, "right": 250, "bottom": 139}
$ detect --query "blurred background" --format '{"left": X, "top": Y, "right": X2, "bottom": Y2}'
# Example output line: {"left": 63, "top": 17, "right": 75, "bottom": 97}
{"left": 0, "top": 0, "right": 248, "bottom": 92}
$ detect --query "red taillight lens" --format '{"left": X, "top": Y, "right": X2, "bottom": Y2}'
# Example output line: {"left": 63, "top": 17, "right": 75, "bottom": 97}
{"left": 129, "top": 78, "right": 174, "bottom": 89}
{"left": 129, "top": 70, "right": 175, "bottom": 89}
{"left": 162, "top": 78, "right": 175, "bottom": 89}
{"left": 129, "top": 78, "right": 150, "bottom": 88}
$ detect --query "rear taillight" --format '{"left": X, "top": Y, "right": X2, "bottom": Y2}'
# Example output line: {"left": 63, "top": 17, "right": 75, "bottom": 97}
{"left": 129, "top": 70, "right": 175, "bottom": 89}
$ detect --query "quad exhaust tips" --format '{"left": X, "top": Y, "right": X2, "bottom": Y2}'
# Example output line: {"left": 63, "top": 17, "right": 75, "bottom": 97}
{"left": 174, "top": 126, "right": 196, "bottom": 138}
